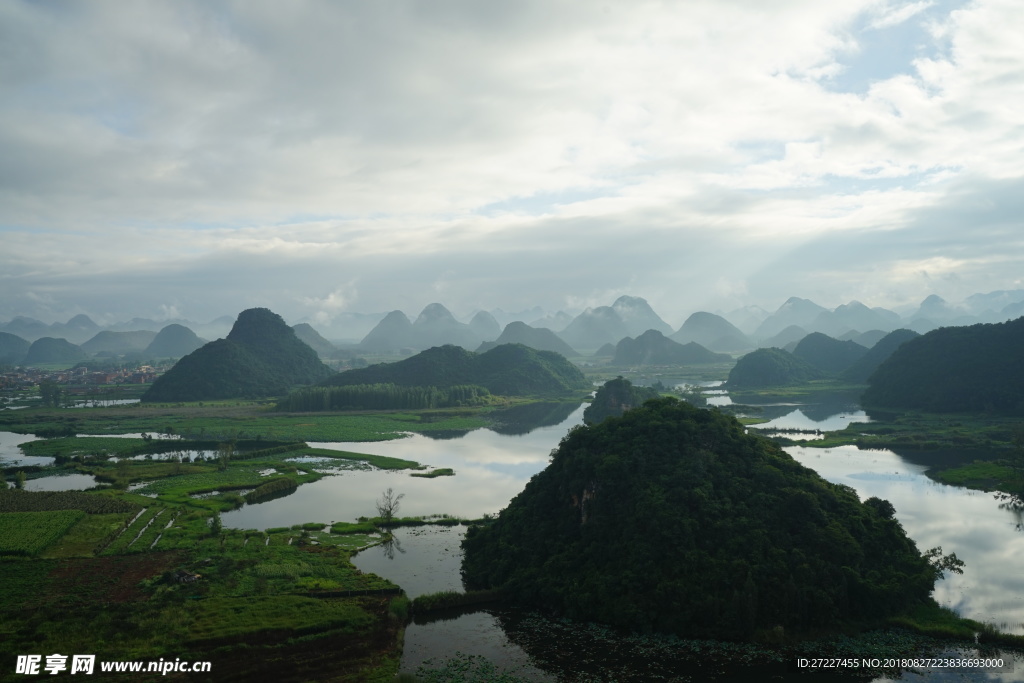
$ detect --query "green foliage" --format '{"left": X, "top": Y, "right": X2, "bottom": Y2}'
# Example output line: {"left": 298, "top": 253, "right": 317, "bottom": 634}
{"left": 583, "top": 377, "right": 660, "bottom": 425}
{"left": 463, "top": 398, "right": 938, "bottom": 640}
{"left": 612, "top": 330, "right": 731, "bottom": 366}
{"left": 411, "top": 589, "right": 504, "bottom": 613}
{"left": 410, "top": 468, "right": 455, "bottom": 478}
{"left": 0, "top": 510, "right": 85, "bottom": 556}
{"left": 244, "top": 477, "right": 298, "bottom": 504}
{"left": 863, "top": 317, "right": 1024, "bottom": 413}
{"left": 322, "top": 343, "right": 590, "bottom": 397}
{"left": 841, "top": 329, "right": 920, "bottom": 383}
{"left": 39, "top": 378, "right": 63, "bottom": 407}
{"left": 277, "top": 383, "right": 491, "bottom": 412}
{"left": 791, "top": 333, "right": 868, "bottom": 376}
{"left": 0, "top": 489, "right": 140, "bottom": 514}
{"left": 727, "top": 347, "right": 825, "bottom": 388}
{"left": 142, "top": 308, "right": 332, "bottom": 402}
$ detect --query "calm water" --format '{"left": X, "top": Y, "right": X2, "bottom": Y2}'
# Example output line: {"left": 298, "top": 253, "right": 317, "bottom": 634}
{"left": 222, "top": 404, "right": 586, "bottom": 529}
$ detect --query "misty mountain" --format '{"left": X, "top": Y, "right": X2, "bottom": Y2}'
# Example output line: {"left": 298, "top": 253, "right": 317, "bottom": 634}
{"left": 477, "top": 321, "right": 580, "bottom": 357}
{"left": 753, "top": 297, "right": 830, "bottom": 340}
{"left": 0, "top": 316, "right": 51, "bottom": 341}
{"left": 963, "top": 289, "right": 1024, "bottom": 317}
{"left": 841, "top": 329, "right": 921, "bottom": 383}
{"left": 360, "top": 310, "right": 414, "bottom": 351}
{"left": 23, "top": 337, "right": 88, "bottom": 365}
{"left": 410, "top": 303, "right": 483, "bottom": 349}
{"left": 810, "top": 301, "right": 900, "bottom": 337}
{"left": 723, "top": 305, "right": 770, "bottom": 335}
{"left": 141, "top": 308, "right": 331, "bottom": 402}
{"left": 759, "top": 324, "right": 808, "bottom": 349}
{"left": 80, "top": 330, "right": 157, "bottom": 356}
{"left": 0, "top": 332, "right": 30, "bottom": 364}
{"left": 592, "top": 342, "right": 616, "bottom": 358}
{"left": 790, "top": 332, "right": 868, "bottom": 376}
{"left": 490, "top": 306, "right": 546, "bottom": 329}
{"left": 144, "top": 324, "right": 206, "bottom": 359}
{"left": 838, "top": 329, "right": 888, "bottom": 348}
{"left": 727, "top": 347, "right": 824, "bottom": 388}
{"left": 529, "top": 310, "right": 574, "bottom": 332}
{"left": 322, "top": 343, "right": 590, "bottom": 396}
{"left": 671, "top": 312, "right": 750, "bottom": 351}
{"left": 611, "top": 296, "right": 673, "bottom": 337}
{"left": 292, "top": 323, "right": 336, "bottom": 359}
{"left": 558, "top": 306, "right": 631, "bottom": 350}
{"left": 906, "top": 295, "right": 967, "bottom": 330}
{"left": 613, "top": 330, "right": 731, "bottom": 366}
{"left": 468, "top": 310, "right": 501, "bottom": 341}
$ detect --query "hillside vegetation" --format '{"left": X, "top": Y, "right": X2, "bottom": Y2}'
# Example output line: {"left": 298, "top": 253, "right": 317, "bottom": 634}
{"left": 142, "top": 308, "right": 331, "bottom": 402}
{"left": 862, "top": 317, "right": 1024, "bottom": 413}
{"left": 462, "top": 398, "right": 949, "bottom": 640}
{"left": 727, "top": 347, "right": 824, "bottom": 388}
{"left": 321, "top": 343, "right": 590, "bottom": 397}
{"left": 583, "top": 377, "right": 660, "bottom": 425}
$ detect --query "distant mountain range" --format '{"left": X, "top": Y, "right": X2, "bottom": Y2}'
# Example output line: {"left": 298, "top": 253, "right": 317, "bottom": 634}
{"left": 5, "top": 288, "right": 1024, "bottom": 362}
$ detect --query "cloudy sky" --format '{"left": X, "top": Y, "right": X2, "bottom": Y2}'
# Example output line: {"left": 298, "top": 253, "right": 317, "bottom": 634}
{"left": 2, "top": 0, "right": 1023, "bottom": 330}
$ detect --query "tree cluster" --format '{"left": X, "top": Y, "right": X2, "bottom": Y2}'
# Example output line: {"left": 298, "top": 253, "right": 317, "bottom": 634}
{"left": 463, "top": 398, "right": 940, "bottom": 640}
{"left": 862, "top": 317, "right": 1024, "bottom": 414}
{"left": 322, "top": 343, "right": 590, "bottom": 397}
{"left": 276, "top": 383, "right": 490, "bottom": 412}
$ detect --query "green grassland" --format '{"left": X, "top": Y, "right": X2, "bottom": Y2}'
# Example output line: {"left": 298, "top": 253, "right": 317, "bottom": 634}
{"left": 0, "top": 400, "right": 491, "bottom": 441}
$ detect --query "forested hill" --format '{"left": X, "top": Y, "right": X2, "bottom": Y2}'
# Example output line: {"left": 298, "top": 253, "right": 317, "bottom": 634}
{"left": 321, "top": 343, "right": 590, "bottom": 396}
{"left": 726, "top": 347, "right": 824, "bottom": 388}
{"left": 462, "top": 398, "right": 941, "bottom": 640}
{"left": 862, "top": 317, "right": 1024, "bottom": 413}
{"left": 583, "top": 377, "right": 660, "bottom": 424}
{"left": 141, "top": 308, "right": 331, "bottom": 402}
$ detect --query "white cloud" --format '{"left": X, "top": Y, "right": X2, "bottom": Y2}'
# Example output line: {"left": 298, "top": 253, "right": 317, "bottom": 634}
{"left": 2, "top": 0, "right": 1023, "bottom": 323}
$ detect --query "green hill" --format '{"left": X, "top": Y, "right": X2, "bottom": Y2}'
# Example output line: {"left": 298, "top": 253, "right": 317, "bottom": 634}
{"left": 841, "top": 329, "right": 920, "bottom": 383}
{"left": 23, "top": 337, "right": 87, "bottom": 365}
{"left": 462, "top": 398, "right": 942, "bottom": 640}
{"left": 791, "top": 332, "right": 867, "bottom": 376}
{"left": 80, "top": 330, "right": 157, "bottom": 356}
{"left": 144, "top": 324, "right": 206, "bottom": 359}
{"left": 862, "top": 318, "right": 1024, "bottom": 413}
{"left": 613, "top": 330, "right": 731, "bottom": 366}
{"left": 322, "top": 343, "right": 589, "bottom": 396}
{"left": 141, "top": 308, "right": 331, "bottom": 402}
{"left": 583, "top": 377, "right": 660, "bottom": 424}
{"left": 0, "top": 332, "right": 30, "bottom": 364}
{"left": 477, "top": 321, "right": 579, "bottom": 357}
{"left": 727, "top": 347, "right": 824, "bottom": 388}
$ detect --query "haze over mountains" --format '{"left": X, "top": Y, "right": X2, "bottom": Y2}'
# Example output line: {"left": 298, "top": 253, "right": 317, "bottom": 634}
{"left": 4, "top": 288, "right": 1024, "bottom": 366}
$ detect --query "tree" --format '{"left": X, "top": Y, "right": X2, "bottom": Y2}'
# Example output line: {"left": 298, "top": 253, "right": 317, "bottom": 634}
{"left": 39, "top": 379, "right": 62, "bottom": 408}
{"left": 376, "top": 488, "right": 405, "bottom": 525}
{"left": 209, "top": 512, "right": 222, "bottom": 538}
{"left": 15, "top": 470, "right": 26, "bottom": 490}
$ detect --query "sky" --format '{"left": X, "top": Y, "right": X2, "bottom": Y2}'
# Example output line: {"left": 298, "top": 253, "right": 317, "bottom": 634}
{"left": 2, "top": 0, "right": 1023, "bottom": 331}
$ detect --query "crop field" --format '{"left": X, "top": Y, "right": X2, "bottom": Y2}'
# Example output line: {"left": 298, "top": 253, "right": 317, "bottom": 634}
{"left": 0, "top": 510, "right": 86, "bottom": 556}
{"left": 0, "top": 489, "right": 141, "bottom": 514}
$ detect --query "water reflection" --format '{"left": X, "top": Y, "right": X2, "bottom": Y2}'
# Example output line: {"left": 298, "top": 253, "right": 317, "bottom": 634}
{"left": 787, "top": 445, "right": 1024, "bottom": 634}
{"left": 24, "top": 473, "right": 99, "bottom": 491}
{"left": 222, "top": 404, "right": 586, "bottom": 530}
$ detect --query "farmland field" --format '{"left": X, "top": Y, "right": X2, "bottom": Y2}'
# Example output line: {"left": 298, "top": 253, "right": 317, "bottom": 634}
{"left": 0, "top": 510, "right": 86, "bottom": 556}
